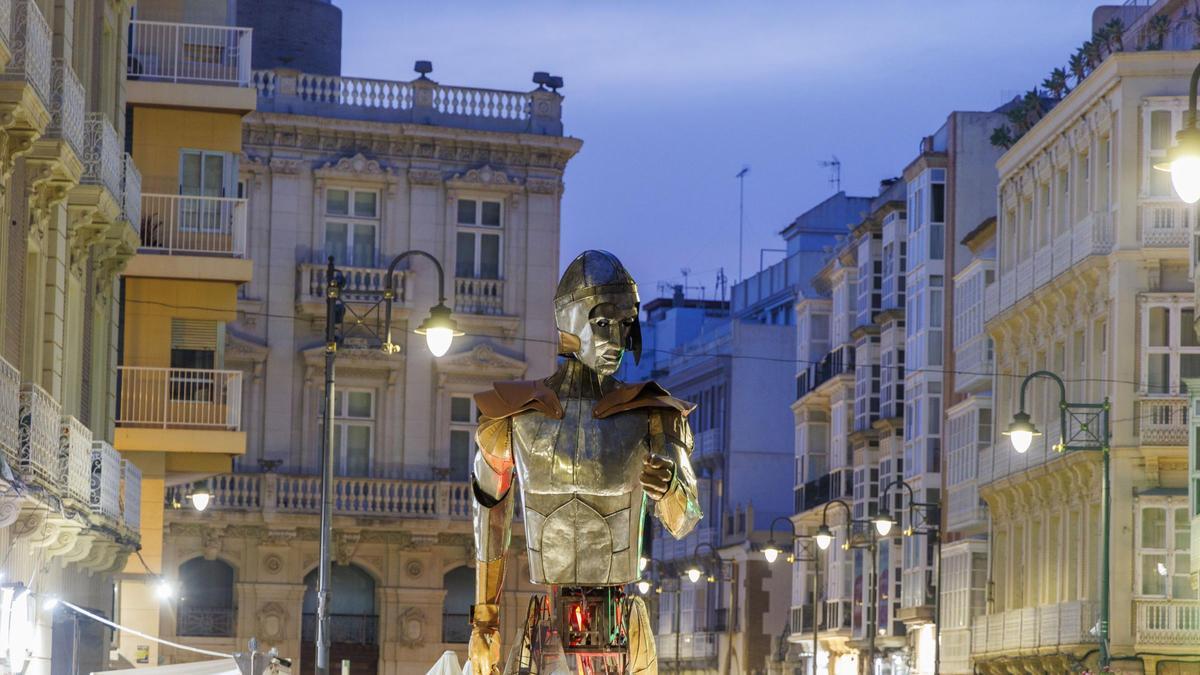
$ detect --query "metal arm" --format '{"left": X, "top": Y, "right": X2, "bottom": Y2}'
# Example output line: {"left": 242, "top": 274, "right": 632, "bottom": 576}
{"left": 1015, "top": 369, "right": 1068, "bottom": 414}
{"left": 382, "top": 249, "right": 449, "bottom": 351}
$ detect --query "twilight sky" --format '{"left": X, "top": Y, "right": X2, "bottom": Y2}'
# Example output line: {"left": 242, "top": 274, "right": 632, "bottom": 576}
{"left": 341, "top": 1, "right": 1102, "bottom": 300}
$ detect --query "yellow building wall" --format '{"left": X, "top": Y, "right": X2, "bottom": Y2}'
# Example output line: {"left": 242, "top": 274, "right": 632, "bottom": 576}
{"left": 122, "top": 277, "right": 237, "bottom": 368}
{"left": 130, "top": 106, "right": 243, "bottom": 194}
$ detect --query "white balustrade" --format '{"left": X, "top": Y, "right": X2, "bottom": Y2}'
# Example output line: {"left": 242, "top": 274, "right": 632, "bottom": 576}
{"left": 294, "top": 72, "right": 413, "bottom": 108}
{"left": 454, "top": 277, "right": 505, "bottom": 315}
{"left": 993, "top": 214, "right": 1114, "bottom": 322}
{"left": 117, "top": 366, "right": 243, "bottom": 430}
{"left": 81, "top": 113, "right": 122, "bottom": 199}
{"left": 122, "top": 153, "right": 141, "bottom": 232}
{"left": 139, "top": 193, "right": 246, "bottom": 256}
{"left": 4, "top": 0, "right": 51, "bottom": 105}
{"left": 127, "top": 20, "right": 252, "bottom": 86}
{"left": 297, "top": 263, "right": 408, "bottom": 304}
{"left": 1033, "top": 245, "right": 1052, "bottom": 288}
{"left": 1136, "top": 599, "right": 1200, "bottom": 645}
{"left": 0, "top": 355, "right": 18, "bottom": 465}
{"left": 121, "top": 458, "right": 141, "bottom": 530}
{"left": 49, "top": 59, "right": 84, "bottom": 155}
{"left": 1136, "top": 397, "right": 1188, "bottom": 446}
{"left": 91, "top": 440, "right": 121, "bottom": 522}
{"left": 1140, "top": 201, "right": 1192, "bottom": 248}
{"left": 18, "top": 382, "right": 60, "bottom": 486}
{"left": 171, "top": 473, "right": 473, "bottom": 519}
{"left": 432, "top": 85, "right": 530, "bottom": 120}
{"left": 59, "top": 415, "right": 92, "bottom": 505}
{"left": 973, "top": 601, "right": 1098, "bottom": 656}
{"left": 1051, "top": 230, "right": 1072, "bottom": 277}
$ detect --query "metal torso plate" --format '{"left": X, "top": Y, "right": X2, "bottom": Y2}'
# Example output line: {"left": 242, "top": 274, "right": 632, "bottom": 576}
{"left": 511, "top": 398, "right": 649, "bottom": 587}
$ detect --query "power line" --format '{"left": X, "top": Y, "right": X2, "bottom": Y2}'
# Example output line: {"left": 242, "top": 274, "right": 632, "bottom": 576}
{"left": 121, "top": 296, "right": 1158, "bottom": 390}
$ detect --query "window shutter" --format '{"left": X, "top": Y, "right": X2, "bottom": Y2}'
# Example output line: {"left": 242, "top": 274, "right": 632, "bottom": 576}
{"left": 171, "top": 319, "right": 218, "bottom": 351}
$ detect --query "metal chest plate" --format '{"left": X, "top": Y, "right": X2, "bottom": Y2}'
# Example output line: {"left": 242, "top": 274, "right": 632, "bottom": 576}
{"left": 511, "top": 403, "right": 649, "bottom": 586}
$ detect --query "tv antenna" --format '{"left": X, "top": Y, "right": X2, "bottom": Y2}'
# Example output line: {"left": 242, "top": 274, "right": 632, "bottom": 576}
{"left": 819, "top": 155, "right": 842, "bottom": 192}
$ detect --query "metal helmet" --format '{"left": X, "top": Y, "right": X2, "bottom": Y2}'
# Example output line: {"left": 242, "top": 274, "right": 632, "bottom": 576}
{"left": 554, "top": 250, "right": 642, "bottom": 365}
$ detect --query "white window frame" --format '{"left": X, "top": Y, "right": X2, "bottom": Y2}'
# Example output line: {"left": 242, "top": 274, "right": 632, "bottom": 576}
{"left": 449, "top": 394, "right": 478, "bottom": 481}
{"left": 333, "top": 388, "right": 375, "bottom": 477}
{"left": 455, "top": 197, "right": 504, "bottom": 280}
{"left": 1140, "top": 295, "right": 1200, "bottom": 395}
{"left": 1134, "top": 496, "right": 1194, "bottom": 599}
{"left": 324, "top": 187, "right": 380, "bottom": 268}
{"left": 179, "top": 149, "right": 235, "bottom": 232}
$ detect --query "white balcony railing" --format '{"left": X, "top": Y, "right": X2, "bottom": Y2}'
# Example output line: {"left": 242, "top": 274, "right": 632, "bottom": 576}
{"left": 163, "top": 473, "right": 473, "bottom": 519}
{"left": 954, "top": 333, "right": 993, "bottom": 394}
{"left": 454, "top": 277, "right": 504, "bottom": 315}
{"left": 91, "top": 440, "right": 121, "bottom": 522}
{"left": 48, "top": 59, "right": 84, "bottom": 156}
{"left": 117, "top": 367, "right": 242, "bottom": 430}
{"left": 122, "top": 153, "right": 141, "bottom": 232}
{"left": 121, "top": 458, "right": 141, "bottom": 530}
{"left": 139, "top": 194, "right": 246, "bottom": 257}
{"left": 0, "top": 355, "right": 18, "bottom": 465}
{"left": 1135, "top": 397, "right": 1188, "bottom": 446}
{"left": 59, "top": 414, "right": 92, "bottom": 505}
{"left": 81, "top": 113, "right": 122, "bottom": 199}
{"left": 127, "top": 20, "right": 252, "bottom": 86}
{"left": 1140, "top": 201, "right": 1192, "bottom": 248}
{"left": 656, "top": 632, "right": 718, "bottom": 660}
{"left": 991, "top": 214, "right": 1113, "bottom": 320}
{"left": 297, "top": 262, "right": 409, "bottom": 305}
{"left": 1136, "top": 599, "right": 1200, "bottom": 645}
{"left": 972, "top": 601, "right": 1098, "bottom": 655}
{"left": 18, "top": 382, "right": 60, "bottom": 486}
{"left": 4, "top": 0, "right": 51, "bottom": 105}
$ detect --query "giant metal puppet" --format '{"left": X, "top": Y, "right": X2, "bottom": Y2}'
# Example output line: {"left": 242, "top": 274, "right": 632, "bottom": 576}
{"left": 468, "top": 250, "right": 703, "bottom": 675}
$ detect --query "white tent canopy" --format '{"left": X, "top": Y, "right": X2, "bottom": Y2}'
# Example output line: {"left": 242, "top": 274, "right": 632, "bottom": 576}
{"left": 93, "top": 657, "right": 291, "bottom": 675}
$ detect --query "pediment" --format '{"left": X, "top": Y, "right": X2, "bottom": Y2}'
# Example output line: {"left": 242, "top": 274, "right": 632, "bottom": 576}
{"left": 446, "top": 165, "right": 522, "bottom": 192}
{"left": 315, "top": 152, "right": 393, "bottom": 179}
{"left": 435, "top": 342, "right": 526, "bottom": 379}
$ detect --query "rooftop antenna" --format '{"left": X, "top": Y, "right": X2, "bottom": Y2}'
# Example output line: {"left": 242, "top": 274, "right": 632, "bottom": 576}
{"left": 820, "top": 155, "right": 842, "bottom": 193}
{"left": 736, "top": 166, "right": 750, "bottom": 283}
{"left": 680, "top": 267, "right": 692, "bottom": 292}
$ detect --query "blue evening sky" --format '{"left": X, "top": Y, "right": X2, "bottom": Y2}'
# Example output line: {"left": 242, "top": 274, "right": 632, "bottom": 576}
{"left": 341, "top": 1, "right": 1103, "bottom": 300}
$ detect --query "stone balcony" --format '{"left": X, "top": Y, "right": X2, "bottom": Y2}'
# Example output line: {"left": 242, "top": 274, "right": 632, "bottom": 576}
{"left": 1135, "top": 599, "right": 1200, "bottom": 646}
{"left": 1139, "top": 199, "right": 1193, "bottom": 248}
{"left": 1134, "top": 396, "right": 1188, "bottom": 446}
{"left": 971, "top": 601, "right": 1098, "bottom": 659}
{"left": 164, "top": 472, "right": 473, "bottom": 520}
{"left": 252, "top": 69, "right": 564, "bottom": 136}
{"left": 295, "top": 261, "right": 409, "bottom": 318}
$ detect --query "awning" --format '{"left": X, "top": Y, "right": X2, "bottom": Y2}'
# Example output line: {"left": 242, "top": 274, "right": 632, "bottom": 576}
{"left": 93, "top": 657, "right": 291, "bottom": 675}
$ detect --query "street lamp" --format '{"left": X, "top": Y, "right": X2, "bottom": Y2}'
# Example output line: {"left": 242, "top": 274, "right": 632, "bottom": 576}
{"left": 1154, "top": 62, "right": 1200, "bottom": 203}
{"left": 314, "top": 252, "right": 458, "bottom": 675}
{"left": 817, "top": 499, "right": 878, "bottom": 675}
{"left": 690, "top": 542, "right": 737, "bottom": 675}
{"left": 764, "top": 516, "right": 821, "bottom": 675}
{"left": 188, "top": 483, "right": 211, "bottom": 512}
{"left": 1006, "top": 370, "right": 1111, "bottom": 671}
{"left": 876, "top": 479, "right": 941, "bottom": 674}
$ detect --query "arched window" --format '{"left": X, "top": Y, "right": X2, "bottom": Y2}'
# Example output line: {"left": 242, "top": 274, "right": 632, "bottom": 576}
{"left": 442, "top": 566, "right": 474, "bottom": 643}
{"left": 178, "top": 558, "right": 236, "bottom": 637}
{"left": 302, "top": 564, "right": 377, "bottom": 645}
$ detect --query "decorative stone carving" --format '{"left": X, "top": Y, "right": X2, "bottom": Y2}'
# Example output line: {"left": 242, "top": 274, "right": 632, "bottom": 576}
{"left": 202, "top": 526, "right": 226, "bottom": 560}
{"left": 318, "top": 152, "right": 389, "bottom": 176}
{"left": 396, "top": 607, "right": 427, "bottom": 648}
{"left": 257, "top": 602, "right": 288, "bottom": 641}
{"left": 449, "top": 165, "right": 520, "bottom": 187}
{"left": 334, "top": 530, "right": 361, "bottom": 566}
{"left": 268, "top": 157, "right": 303, "bottom": 175}
{"left": 407, "top": 168, "right": 443, "bottom": 186}
{"left": 526, "top": 177, "right": 560, "bottom": 194}
{"left": 405, "top": 559, "right": 423, "bottom": 579}
{"left": 263, "top": 554, "right": 284, "bottom": 574}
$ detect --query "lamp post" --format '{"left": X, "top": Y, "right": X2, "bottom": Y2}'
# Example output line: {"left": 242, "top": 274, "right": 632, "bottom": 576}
{"left": 1003, "top": 370, "right": 1111, "bottom": 671}
{"left": 1154, "top": 62, "right": 1200, "bottom": 203}
{"left": 314, "top": 252, "right": 459, "bottom": 675}
{"left": 687, "top": 542, "right": 737, "bottom": 675}
{"left": 873, "top": 480, "right": 941, "bottom": 674}
{"left": 816, "top": 499, "right": 876, "bottom": 675}
{"left": 763, "top": 516, "right": 820, "bottom": 675}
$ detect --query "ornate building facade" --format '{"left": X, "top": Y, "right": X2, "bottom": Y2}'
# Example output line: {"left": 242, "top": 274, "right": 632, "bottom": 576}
{"left": 153, "top": 25, "right": 582, "bottom": 675}
{"left": 0, "top": 0, "right": 144, "bottom": 671}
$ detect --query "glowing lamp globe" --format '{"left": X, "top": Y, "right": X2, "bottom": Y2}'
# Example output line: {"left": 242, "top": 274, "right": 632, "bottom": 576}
{"left": 815, "top": 524, "right": 834, "bottom": 551}
{"left": 636, "top": 580, "right": 651, "bottom": 595}
{"left": 762, "top": 543, "right": 781, "bottom": 564}
{"left": 1155, "top": 127, "right": 1200, "bottom": 204}
{"left": 686, "top": 567, "right": 702, "bottom": 583}
{"left": 414, "top": 303, "right": 463, "bottom": 357}
{"left": 1003, "top": 411, "right": 1040, "bottom": 454}
{"left": 873, "top": 512, "right": 896, "bottom": 537}
{"left": 191, "top": 486, "right": 211, "bottom": 512}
